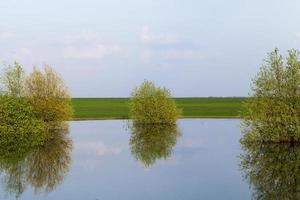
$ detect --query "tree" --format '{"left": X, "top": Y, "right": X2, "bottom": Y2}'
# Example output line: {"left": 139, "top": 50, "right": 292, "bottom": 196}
{"left": 241, "top": 49, "right": 300, "bottom": 142}
{"left": 0, "top": 63, "right": 72, "bottom": 197}
{"left": 25, "top": 65, "right": 73, "bottom": 126}
{"left": 129, "top": 80, "right": 180, "bottom": 124}
{"left": 0, "top": 95, "right": 46, "bottom": 157}
{"left": 0, "top": 62, "right": 25, "bottom": 97}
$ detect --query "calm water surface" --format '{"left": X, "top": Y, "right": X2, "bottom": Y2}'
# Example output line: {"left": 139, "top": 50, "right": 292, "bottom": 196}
{"left": 0, "top": 119, "right": 252, "bottom": 199}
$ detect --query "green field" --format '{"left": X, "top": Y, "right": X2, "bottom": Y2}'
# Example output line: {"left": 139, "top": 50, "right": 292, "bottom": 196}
{"left": 72, "top": 97, "right": 247, "bottom": 120}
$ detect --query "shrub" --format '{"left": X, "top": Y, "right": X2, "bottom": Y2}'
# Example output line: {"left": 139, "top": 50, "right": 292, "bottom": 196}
{"left": 129, "top": 80, "right": 180, "bottom": 124}
{"left": 241, "top": 49, "right": 300, "bottom": 142}
{"left": 25, "top": 65, "right": 73, "bottom": 125}
{"left": 0, "top": 95, "right": 46, "bottom": 156}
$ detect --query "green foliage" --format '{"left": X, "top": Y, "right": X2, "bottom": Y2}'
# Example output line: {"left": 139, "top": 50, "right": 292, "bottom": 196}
{"left": 25, "top": 65, "right": 73, "bottom": 125}
{"left": 0, "top": 62, "right": 25, "bottom": 97}
{"left": 129, "top": 122, "right": 180, "bottom": 167}
{"left": 242, "top": 49, "right": 300, "bottom": 142}
{"left": 0, "top": 95, "right": 46, "bottom": 157}
{"left": 129, "top": 80, "right": 180, "bottom": 124}
{"left": 0, "top": 62, "right": 73, "bottom": 125}
{"left": 240, "top": 142, "right": 300, "bottom": 199}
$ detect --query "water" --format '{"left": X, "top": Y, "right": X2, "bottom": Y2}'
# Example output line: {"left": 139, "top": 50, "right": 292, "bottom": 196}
{"left": 0, "top": 119, "right": 252, "bottom": 199}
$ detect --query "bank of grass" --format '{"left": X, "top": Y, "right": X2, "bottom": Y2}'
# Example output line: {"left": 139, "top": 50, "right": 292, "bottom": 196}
{"left": 72, "top": 97, "right": 246, "bottom": 120}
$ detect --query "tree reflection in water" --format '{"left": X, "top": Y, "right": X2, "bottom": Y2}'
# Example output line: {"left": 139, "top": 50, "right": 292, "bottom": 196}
{"left": 240, "top": 141, "right": 300, "bottom": 200}
{"left": 129, "top": 122, "right": 181, "bottom": 167}
{"left": 0, "top": 126, "right": 72, "bottom": 198}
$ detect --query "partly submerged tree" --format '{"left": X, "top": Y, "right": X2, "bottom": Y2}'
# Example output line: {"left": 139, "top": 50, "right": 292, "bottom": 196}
{"left": 129, "top": 81, "right": 181, "bottom": 166}
{"left": 129, "top": 80, "right": 180, "bottom": 124}
{"left": 0, "top": 63, "right": 73, "bottom": 198}
{"left": 0, "top": 62, "right": 25, "bottom": 97}
{"left": 25, "top": 65, "right": 73, "bottom": 126}
{"left": 241, "top": 49, "right": 300, "bottom": 142}
{"left": 0, "top": 95, "right": 46, "bottom": 199}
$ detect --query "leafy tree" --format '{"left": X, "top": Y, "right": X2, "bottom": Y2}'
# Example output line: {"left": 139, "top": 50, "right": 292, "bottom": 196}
{"left": 0, "top": 63, "right": 73, "bottom": 198}
{"left": 0, "top": 62, "right": 25, "bottom": 97}
{"left": 242, "top": 49, "right": 300, "bottom": 142}
{"left": 25, "top": 65, "right": 73, "bottom": 126}
{"left": 129, "top": 80, "right": 180, "bottom": 124}
{"left": 0, "top": 95, "right": 46, "bottom": 157}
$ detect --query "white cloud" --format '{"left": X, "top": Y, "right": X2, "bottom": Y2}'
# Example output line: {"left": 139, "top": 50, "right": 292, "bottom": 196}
{"left": 0, "top": 47, "right": 35, "bottom": 63}
{"left": 63, "top": 44, "right": 121, "bottom": 59}
{"left": 295, "top": 32, "right": 300, "bottom": 42}
{"left": 0, "top": 31, "right": 14, "bottom": 40}
{"left": 141, "top": 26, "right": 179, "bottom": 45}
{"left": 162, "top": 49, "right": 204, "bottom": 60}
{"left": 63, "top": 30, "right": 100, "bottom": 43}
{"left": 59, "top": 30, "right": 123, "bottom": 59}
{"left": 140, "top": 26, "right": 204, "bottom": 62}
{"left": 141, "top": 49, "right": 204, "bottom": 61}
{"left": 17, "top": 47, "right": 33, "bottom": 57}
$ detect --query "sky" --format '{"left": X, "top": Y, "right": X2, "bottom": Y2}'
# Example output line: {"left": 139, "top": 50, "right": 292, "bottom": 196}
{"left": 1, "top": 0, "right": 300, "bottom": 97}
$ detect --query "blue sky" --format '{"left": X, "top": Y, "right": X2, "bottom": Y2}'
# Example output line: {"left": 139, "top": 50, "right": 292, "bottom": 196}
{"left": 1, "top": 0, "right": 299, "bottom": 97}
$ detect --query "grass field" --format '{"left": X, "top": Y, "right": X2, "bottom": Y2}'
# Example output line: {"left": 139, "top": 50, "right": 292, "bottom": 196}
{"left": 72, "top": 97, "right": 247, "bottom": 120}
